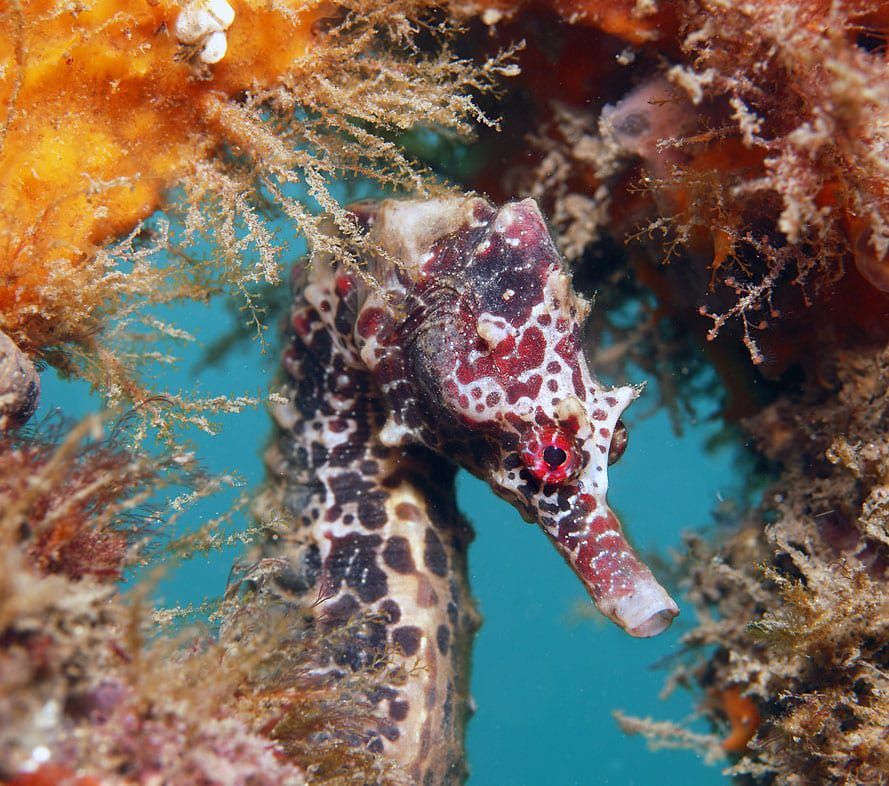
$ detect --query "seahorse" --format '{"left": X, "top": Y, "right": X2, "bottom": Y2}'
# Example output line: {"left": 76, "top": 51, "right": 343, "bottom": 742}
{"left": 261, "top": 195, "right": 679, "bottom": 784}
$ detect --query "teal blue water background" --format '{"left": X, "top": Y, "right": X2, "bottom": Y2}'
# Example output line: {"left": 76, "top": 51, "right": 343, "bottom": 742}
{"left": 40, "top": 236, "right": 736, "bottom": 786}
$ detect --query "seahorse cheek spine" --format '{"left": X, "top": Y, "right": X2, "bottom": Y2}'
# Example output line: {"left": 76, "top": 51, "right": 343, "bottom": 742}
{"left": 353, "top": 196, "right": 679, "bottom": 638}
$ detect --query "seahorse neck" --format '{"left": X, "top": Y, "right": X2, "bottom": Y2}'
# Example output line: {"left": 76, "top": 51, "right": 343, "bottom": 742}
{"left": 263, "top": 262, "right": 477, "bottom": 784}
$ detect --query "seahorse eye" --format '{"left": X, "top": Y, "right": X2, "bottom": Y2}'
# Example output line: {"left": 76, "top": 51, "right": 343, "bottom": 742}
{"left": 608, "top": 419, "right": 629, "bottom": 465}
{"left": 542, "top": 445, "right": 568, "bottom": 469}
{"left": 520, "top": 427, "right": 579, "bottom": 485}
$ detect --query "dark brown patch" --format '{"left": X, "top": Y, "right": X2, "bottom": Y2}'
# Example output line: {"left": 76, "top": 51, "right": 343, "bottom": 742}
{"left": 381, "top": 723, "right": 401, "bottom": 741}
{"left": 379, "top": 599, "right": 401, "bottom": 625}
{"left": 392, "top": 625, "right": 422, "bottom": 656}
{"left": 389, "top": 699, "right": 410, "bottom": 721}
{"left": 423, "top": 528, "right": 448, "bottom": 577}
{"left": 436, "top": 624, "right": 450, "bottom": 655}
{"left": 322, "top": 593, "right": 360, "bottom": 625}
{"left": 382, "top": 535, "right": 416, "bottom": 574}
{"left": 325, "top": 532, "right": 387, "bottom": 603}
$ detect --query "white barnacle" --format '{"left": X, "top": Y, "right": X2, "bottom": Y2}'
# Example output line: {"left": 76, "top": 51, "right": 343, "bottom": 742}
{"left": 199, "top": 29, "right": 228, "bottom": 64}
{"left": 174, "top": 0, "right": 235, "bottom": 65}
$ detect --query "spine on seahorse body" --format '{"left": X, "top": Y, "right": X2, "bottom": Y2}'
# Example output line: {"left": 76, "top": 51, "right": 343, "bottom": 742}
{"left": 261, "top": 253, "right": 479, "bottom": 785}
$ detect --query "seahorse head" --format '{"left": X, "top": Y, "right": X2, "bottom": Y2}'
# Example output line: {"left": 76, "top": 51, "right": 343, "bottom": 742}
{"left": 350, "top": 195, "right": 678, "bottom": 637}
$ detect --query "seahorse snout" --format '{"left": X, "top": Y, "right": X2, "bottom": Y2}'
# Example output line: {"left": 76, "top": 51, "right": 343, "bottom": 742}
{"left": 543, "top": 504, "right": 679, "bottom": 637}
{"left": 599, "top": 567, "right": 680, "bottom": 638}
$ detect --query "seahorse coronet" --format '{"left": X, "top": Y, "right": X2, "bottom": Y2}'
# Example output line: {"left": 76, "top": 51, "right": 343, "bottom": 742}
{"left": 265, "top": 193, "right": 678, "bottom": 783}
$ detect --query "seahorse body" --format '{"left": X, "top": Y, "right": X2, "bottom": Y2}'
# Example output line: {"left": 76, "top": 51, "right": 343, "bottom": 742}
{"left": 263, "top": 195, "right": 679, "bottom": 784}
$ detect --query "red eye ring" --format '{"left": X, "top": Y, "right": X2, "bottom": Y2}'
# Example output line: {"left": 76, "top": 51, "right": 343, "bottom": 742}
{"left": 520, "top": 427, "right": 580, "bottom": 484}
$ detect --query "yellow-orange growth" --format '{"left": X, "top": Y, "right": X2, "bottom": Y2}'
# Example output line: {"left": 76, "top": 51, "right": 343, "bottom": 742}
{"left": 0, "top": 0, "right": 324, "bottom": 351}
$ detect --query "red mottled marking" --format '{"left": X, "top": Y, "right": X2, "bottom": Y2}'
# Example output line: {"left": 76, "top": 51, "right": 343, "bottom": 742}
{"left": 587, "top": 514, "right": 617, "bottom": 536}
{"left": 546, "top": 361, "right": 561, "bottom": 374}
{"left": 456, "top": 351, "right": 496, "bottom": 385}
{"left": 395, "top": 502, "right": 423, "bottom": 522}
{"left": 505, "top": 374, "right": 543, "bottom": 404}
{"left": 538, "top": 314, "right": 552, "bottom": 326}
{"left": 329, "top": 419, "right": 347, "bottom": 433}
{"left": 503, "top": 206, "right": 549, "bottom": 247}
{"left": 591, "top": 409, "right": 608, "bottom": 421}
{"left": 507, "top": 327, "right": 547, "bottom": 374}
{"left": 550, "top": 508, "right": 646, "bottom": 602}
{"left": 534, "top": 409, "right": 555, "bottom": 427}
{"left": 335, "top": 274, "right": 355, "bottom": 297}
{"left": 357, "top": 307, "right": 389, "bottom": 340}
{"left": 554, "top": 331, "right": 580, "bottom": 362}
{"left": 505, "top": 411, "right": 525, "bottom": 430}
{"left": 462, "top": 327, "right": 546, "bottom": 385}
{"left": 292, "top": 313, "right": 312, "bottom": 336}
{"left": 577, "top": 494, "right": 597, "bottom": 513}
{"left": 599, "top": 428, "right": 610, "bottom": 438}
{"left": 575, "top": 539, "right": 635, "bottom": 594}
{"left": 572, "top": 367, "right": 586, "bottom": 397}
{"left": 561, "top": 415, "right": 580, "bottom": 434}
{"left": 485, "top": 391, "right": 501, "bottom": 406}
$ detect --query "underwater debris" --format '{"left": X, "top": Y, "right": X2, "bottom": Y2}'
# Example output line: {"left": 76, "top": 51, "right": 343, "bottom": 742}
{"left": 174, "top": 0, "right": 237, "bottom": 64}
{"left": 0, "top": 416, "right": 169, "bottom": 583}
{"left": 717, "top": 686, "right": 762, "bottom": 754}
